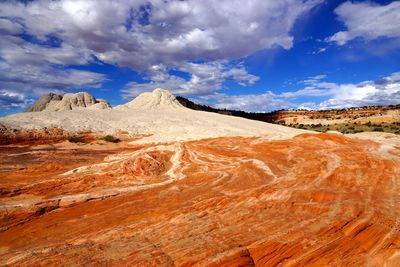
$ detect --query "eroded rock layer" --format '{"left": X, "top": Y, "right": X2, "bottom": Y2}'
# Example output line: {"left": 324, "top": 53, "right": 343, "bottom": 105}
{"left": 0, "top": 133, "right": 399, "bottom": 266}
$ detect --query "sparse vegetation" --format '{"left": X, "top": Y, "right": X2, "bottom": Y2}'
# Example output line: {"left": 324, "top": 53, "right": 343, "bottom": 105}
{"left": 338, "top": 127, "right": 348, "bottom": 134}
{"left": 373, "top": 127, "right": 384, "bottom": 132}
{"left": 103, "top": 135, "right": 121, "bottom": 143}
{"left": 177, "top": 96, "right": 400, "bottom": 135}
{"left": 68, "top": 135, "right": 87, "bottom": 143}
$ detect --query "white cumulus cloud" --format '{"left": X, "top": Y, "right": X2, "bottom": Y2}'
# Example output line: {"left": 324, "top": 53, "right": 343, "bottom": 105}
{"left": 200, "top": 72, "right": 400, "bottom": 112}
{"left": 0, "top": 0, "right": 322, "bottom": 108}
{"left": 122, "top": 61, "right": 259, "bottom": 98}
{"left": 328, "top": 1, "right": 400, "bottom": 45}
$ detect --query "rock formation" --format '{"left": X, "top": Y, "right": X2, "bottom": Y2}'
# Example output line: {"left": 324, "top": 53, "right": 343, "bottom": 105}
{"left": 26, "top": 93, "right": 63, "bottom": 112}
{"left": 115, "top": 88, "right": 184, "bottom": 110}
{"left": 26, "top": 92, "right": 111, "bottom": 112}
{"left": 0, "top": 89, "right": 306, "bottom": 144}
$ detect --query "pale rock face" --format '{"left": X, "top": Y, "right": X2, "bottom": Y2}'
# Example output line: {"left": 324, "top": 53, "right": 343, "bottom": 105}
{"left": 26, "top": 93, "right": 63, "bottom": 112}
{"left": 26, "top": 92, "right": 111, "bottom": 112}
{"left": 87, "top": 101, "right": 112, "bottom": 110}
{"left": 115, "top": 88, "right": 185, "bottom": 110}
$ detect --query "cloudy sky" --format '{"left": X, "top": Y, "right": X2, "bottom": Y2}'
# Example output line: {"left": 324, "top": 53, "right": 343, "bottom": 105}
{"left": 0, "top": 0, "right": 399, "bottom": 115}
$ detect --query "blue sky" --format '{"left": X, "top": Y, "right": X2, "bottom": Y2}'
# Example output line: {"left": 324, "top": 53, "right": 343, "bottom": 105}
{"left": 0, "top": 0, "right": 399, "bottom": 116}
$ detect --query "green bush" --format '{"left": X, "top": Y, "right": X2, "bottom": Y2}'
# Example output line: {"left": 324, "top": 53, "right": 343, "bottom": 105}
{"left": 68, "top": 135, "right": 86, "bottom": 143}
{"left": 373, "top": 127, "right": 384, "bottom": 132}
{"left": 103, "top": 135, "right": 121, "bottom": 143}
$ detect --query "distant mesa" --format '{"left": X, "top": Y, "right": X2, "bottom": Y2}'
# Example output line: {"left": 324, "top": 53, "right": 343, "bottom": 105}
{"left": 26, "top": 92, "right": 111, "bottom": 112}
{"left": 115, "top": 88, "right": 185, "bottom": 110}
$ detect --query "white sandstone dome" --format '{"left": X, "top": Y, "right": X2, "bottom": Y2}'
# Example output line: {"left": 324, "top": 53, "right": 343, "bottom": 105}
{"left": 26, "top": 92, "right": 111, "bottom": 112}
{"left": 115, "top": 88, "right": 185, "bottom": 110}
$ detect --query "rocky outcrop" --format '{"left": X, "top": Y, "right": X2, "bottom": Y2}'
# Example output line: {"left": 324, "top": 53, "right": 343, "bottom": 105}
{"left": 26, "top": 92, "right": 111, "bottom": 112}
{"left": 26, "top": 93, "right": 63, "bottom": 112}
{"left": 115, "top": 88, "right": 185, "bottom": 110}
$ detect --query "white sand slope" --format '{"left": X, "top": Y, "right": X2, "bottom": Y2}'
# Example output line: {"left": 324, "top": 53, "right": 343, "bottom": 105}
{"left": 0, "top": 88, "right": 308, "bottom": 144}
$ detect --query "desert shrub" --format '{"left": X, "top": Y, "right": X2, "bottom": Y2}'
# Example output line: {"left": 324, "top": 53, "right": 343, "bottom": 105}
{"left": 373, "top": 127, "right": 384, "bottom": 132}
{"left": 365, "top": 121, "right": 372, "bottom": 127}
{"left": 103, "top": 135, "right": 121, "bottom": 143}
{"left": 354, "top": 129, "right": 364, "bottom": 133}
{"left": 68, "top": 135, "right": 86, "bottom": 143}
{"left": 348, "top": 126, "right": 355, "bottom": 130}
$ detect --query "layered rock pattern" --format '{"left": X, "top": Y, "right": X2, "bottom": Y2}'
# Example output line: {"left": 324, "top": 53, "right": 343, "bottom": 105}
{"left": 0, "top": 133, "right": 399, "bottom": 266}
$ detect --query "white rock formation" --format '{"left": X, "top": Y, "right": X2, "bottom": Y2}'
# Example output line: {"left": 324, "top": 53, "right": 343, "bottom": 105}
{"left": 26, "top": 93, "right": 63, "bottom": 112}
{"left": 115, "top": 88, "right": 184, "bottom": 110}
{"left": 26, "top": 92, "right": 111, "bottom": 112}
{"left": 2, "top": 88, "right": 309, "bottom": 144}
